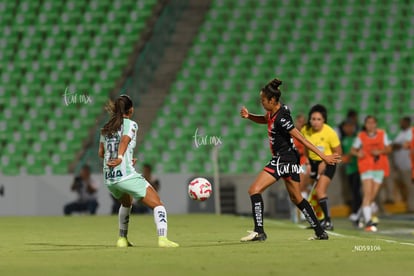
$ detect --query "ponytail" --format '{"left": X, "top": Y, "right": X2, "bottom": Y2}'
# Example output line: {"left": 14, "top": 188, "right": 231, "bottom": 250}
{"left": 101, "top": 95, "right": 133, "bottom": 136}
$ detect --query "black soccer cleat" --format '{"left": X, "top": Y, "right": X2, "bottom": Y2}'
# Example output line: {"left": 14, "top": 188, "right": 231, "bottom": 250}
{"left": 321, "top": 220, "right": 334, "bottom": 231}
{"left": 309, "top": 231, "right": 329, "bottom": 240}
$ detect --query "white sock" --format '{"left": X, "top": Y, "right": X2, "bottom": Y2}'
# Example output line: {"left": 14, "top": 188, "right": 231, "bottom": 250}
{"left": 362, "top": 206, "right": 372, "bottom": 224}
{"left": 370, "top": 202, "right": 378, "bottom": 214}
{"left": 119, "top": 206, "right": 132, "bottom": 237}
{"left": 154, "top": 205, "right": 168, "bottom": 237}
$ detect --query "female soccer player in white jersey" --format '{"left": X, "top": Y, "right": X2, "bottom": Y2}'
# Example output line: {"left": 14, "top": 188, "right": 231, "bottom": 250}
{"left": 99, "top": 94, "right": 178, "bottom": 248}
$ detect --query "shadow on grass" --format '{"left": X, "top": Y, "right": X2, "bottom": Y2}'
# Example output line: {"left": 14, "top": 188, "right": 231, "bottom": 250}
{"left": 26, "top": 240, "right": 258, "bottom": 251}
{"left": 25, "top": 243, "right": 114, "bottom": 252}
{"left": 179, "top": 240, "right": 255, "bottom": 248}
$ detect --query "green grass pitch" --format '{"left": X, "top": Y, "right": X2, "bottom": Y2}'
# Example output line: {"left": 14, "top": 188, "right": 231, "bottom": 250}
{"left": 1, "top": 214, "right": 414, "bottom": 276}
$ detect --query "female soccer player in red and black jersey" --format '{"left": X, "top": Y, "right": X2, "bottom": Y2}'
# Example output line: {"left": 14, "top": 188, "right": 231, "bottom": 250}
{"left": 239, "top": 78, "right": 341, "bottom": 241}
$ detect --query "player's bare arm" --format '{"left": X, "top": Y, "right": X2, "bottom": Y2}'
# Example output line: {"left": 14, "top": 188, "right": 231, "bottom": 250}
{"left": 371, "top": 145, "right": 392, "bottom": 156}
{"left": 350, "top": 147, "right": 364, "bottom": 158}
{"left": 289, "top": 128, "right": 341, "bottom": 165}
{"left": 107, "top": 135, "right": 131, "bottom": 168}
{"left": 240, "top": 106, "right": 267, "bottom": 124}
{"left": 98, "top": 142, "right": 104, "bottom": 158}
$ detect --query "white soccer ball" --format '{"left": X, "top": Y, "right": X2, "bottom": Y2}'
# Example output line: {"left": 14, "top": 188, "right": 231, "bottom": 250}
{"left": 188, "top": 177, "right": 212, "bottom": 201}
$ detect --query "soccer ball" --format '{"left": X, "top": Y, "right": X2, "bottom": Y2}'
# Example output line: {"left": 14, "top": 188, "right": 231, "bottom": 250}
{"left": 188, "top": 177, "right": 212, "bottom": 201}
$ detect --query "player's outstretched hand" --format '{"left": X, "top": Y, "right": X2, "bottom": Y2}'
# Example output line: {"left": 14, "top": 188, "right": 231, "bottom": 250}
{"left": 240, "top": 106, "right": 249, "bottom": 119}
{"left": 323, "top": 153, "right": 342, "bottom": 165}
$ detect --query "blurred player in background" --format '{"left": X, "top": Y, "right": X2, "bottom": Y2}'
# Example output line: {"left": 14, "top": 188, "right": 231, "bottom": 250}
{"left": 142, "top": 163, "right": 160, "bottom": 191}
{"left": 351, "top": 115, "right": 392, "bottom": 232}
{"left": 99, "top": 94, "right": 178, "bottom": 248}
{"left": 63, "top": 164, "right": 99, "bottom": 215}
{"left": 341, "top": 120, "right": 362, "bottom": 226}
{"left": 240, "top": 78, "right": 341, "bottom": 242}
{"left": 291, "top": 114, "right": 311, "bottom": 223}
{"left": 292, "top": 114, "right": 311, "bottom": 196}
{"left": 301, "top": 104, "right": 342, "bottom": 231}
{"left": 391, "top": 117, "right": 414, "bottom": 212}
{"left": 337, "top": 109, "right": 360, "bottom": 140}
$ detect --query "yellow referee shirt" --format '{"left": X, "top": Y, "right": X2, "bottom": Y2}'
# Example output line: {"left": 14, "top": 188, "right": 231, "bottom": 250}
{"left": 301, "top": 124, "right": 341, "bottom": 161}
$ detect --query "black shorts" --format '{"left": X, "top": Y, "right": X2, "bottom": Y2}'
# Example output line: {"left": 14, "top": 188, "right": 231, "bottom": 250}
{"left": 264, "top": 153, "right": 301, "bottom": 182}
{"left": 309, "top": 159, "right": 337, "bottom": 180}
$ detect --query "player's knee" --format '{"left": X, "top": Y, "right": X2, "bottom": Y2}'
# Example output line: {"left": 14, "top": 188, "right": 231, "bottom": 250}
{"left": 248, "top": 186, "right": 260, "bottom": 195}
{"left": 121, "top": 202, "right": 132, "bottom": 208}
{"left": 120, "top": 198, "right": 132, "bottom": 208}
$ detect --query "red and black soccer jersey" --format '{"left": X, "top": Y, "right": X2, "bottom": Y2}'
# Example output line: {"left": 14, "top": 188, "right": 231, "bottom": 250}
{"left": 266, "top": 104, "right": 297, "bottom": 157}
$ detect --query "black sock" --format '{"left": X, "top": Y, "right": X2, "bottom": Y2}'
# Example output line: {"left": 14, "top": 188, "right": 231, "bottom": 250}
{"left": 250, "top": 194, "right": 264, "bottom": 233}
{"left": 119, "top": 229, "right": 128, "bottom": 237}
{"left": 296, "top": 199, "right": 324, "bottom": 236}
{"left": 319, "top": 197, "right": 331, "bottom": 221}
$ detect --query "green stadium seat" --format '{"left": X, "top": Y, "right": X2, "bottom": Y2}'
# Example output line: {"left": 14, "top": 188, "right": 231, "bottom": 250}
{"left": 141, "top": 0, "right": 411, "bottom": 173}
{"left": 52, "top": 164, "right": 68, "bottom": 175}
{"left": 2, "top": 162, "right": 21, "bottom": 176}
{"left": 0, "top": 0, "right": 159, "bottom": 174}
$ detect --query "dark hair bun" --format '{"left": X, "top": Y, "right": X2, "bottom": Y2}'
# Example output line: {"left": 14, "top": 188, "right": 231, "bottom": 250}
{"left": 268, "top": 78, "right": 282, "bottom": 92}
{"left": 261, "top": 78, "right": 282, "bottom": 102}
{"left": 272, "top": 78, "right": 282, "bottom": 87}
{"left": 120, "top": 94, "right": 132, "bottom": 102}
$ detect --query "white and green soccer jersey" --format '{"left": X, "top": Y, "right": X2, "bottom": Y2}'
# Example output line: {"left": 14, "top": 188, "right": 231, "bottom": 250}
{"left": 100, "top": 118, "right": 139, "bottom": 185}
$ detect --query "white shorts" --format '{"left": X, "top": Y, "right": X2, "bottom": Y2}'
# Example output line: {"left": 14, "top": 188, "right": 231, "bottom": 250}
{"left": 360, "top": 170, "right": 385, "bottom": 184}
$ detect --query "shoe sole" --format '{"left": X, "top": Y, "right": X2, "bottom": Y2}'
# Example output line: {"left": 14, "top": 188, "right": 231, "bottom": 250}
{"left": 241, "top": 238, "right": 267, "bottom": 242}
{"left": 159, "top": 243, "right": 179, "bottom": 248}
{"left": 309, "top": 235, "right": 329, "bottom": 240}
{"left": 241, "top": 234, "right": 267, "bottom": 242}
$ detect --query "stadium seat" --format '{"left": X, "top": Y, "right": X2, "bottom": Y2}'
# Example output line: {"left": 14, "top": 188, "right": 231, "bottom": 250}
{"left": 135, "top": 0, "right": 413, "bottom": 174}
{"left": 0, "top": 0, "right": 158, "bottom": 175}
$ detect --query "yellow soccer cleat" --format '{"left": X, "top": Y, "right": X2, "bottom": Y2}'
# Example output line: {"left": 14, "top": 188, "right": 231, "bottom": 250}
{"left": 158, "top": 237, "right": 179, "bottom": 248}
{"left": 116, "top": 237, "right": 133, "bottom": 248}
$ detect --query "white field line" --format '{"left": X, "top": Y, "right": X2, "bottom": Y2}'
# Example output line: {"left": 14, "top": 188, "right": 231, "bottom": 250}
{"left": 240, "top": 216, "right": 414, "bottom": 247}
